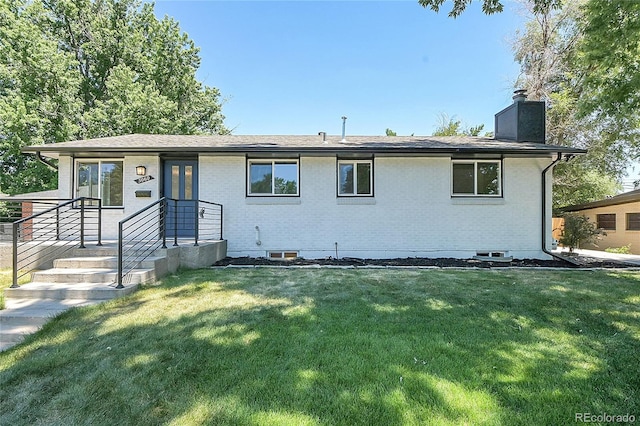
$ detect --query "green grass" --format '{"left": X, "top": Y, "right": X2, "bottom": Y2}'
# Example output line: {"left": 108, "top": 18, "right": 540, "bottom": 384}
{"left": 0, "top": 269, "right": 17, "bottom": 310}
{"left": 1, "top": 268, "right": 639, "bottom": 425}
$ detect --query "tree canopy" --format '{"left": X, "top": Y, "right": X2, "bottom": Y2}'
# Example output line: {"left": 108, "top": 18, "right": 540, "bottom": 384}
{"left": 0, "top": 0, "right": 227, "bottom": 195}
{"left": 426, "top": 0, "right": 638, "bottom": 208}
{"left": 510, "top": 0, "right": 639, "bottom": 208}
{"left": 418, "top": 0, "right": 562, "bottom": 18}
{"left": 432, "top": 113, "right": 485, "bottom": 136}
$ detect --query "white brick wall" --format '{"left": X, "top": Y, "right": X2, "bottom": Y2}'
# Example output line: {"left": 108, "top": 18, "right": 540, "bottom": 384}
{"left": 199, "top": 155, "right": 552, "bottom": 259}
{"left": 75, "top": 153, "right": 553, "bottom": 258}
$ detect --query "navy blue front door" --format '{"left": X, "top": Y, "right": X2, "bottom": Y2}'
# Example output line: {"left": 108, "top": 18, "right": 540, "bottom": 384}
{"left": 164, "top": 160, "right": 198, "bottom": 238}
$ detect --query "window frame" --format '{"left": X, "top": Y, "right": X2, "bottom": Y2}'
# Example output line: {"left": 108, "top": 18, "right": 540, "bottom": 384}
{"left": 626, "top": 213, "right": 640, "bottom": 231}
{"left": 246, "top": 158, "right": 300, "bottom": 197}
{"left": 597, "top": 213, "right": 616, "bottom": 230}
{"left": 451, "top": 159, "right": 502, "bottom": 197}
{"left": 75, "top": 159, "right": 124, "bottom": 208}
{"left": 337, "top": 158, "right": 374, "bottom": 197}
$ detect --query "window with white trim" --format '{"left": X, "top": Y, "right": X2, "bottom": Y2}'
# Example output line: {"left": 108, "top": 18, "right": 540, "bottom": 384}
{"left": 248, "top": 159, "right": 299, "bottom": 196}
{"left": 452, "top": 160, "right": 501, "bottom": 196}
{"left": 76, "top": 160, "right": 124, "bottom": 207}
{"left": 338, "top": 160, "right": 373, "bottom": 196}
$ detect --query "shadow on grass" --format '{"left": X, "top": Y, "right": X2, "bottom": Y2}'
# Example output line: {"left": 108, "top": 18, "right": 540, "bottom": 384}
{"left": 1, "top": 269, "right": 639, "bottom": 425}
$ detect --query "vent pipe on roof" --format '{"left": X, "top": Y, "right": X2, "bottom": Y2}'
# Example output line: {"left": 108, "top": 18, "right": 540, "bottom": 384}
{"left": 513, "top": 89, "right": 527, "bottom": 103}
{"left": 341, "top": 116, "right": 347, "bottom": 142}
{"left": 318, "top": 131, "right": 327, "bottom": 144}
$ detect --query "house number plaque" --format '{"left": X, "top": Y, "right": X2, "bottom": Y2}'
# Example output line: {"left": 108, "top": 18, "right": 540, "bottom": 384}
{"left": 134, "top": 175, "right": 155, "bottom": 184}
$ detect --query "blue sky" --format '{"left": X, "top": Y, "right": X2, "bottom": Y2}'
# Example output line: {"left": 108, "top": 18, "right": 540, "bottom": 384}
{"left": 152, "top": 0, "right": 526, "bottom": 136}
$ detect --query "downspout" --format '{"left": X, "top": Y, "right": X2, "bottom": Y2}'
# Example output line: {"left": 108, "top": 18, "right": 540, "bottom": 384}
{"left": 36, "top": 151, "right": 58, "bottom": 171}
{"left": 541, "top": 152, "right": 563, "bottom": 259}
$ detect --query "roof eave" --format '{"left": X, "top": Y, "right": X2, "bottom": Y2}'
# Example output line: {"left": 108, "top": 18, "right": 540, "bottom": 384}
{"left": 24, "top": 145, "right": 587, "bottom": 158}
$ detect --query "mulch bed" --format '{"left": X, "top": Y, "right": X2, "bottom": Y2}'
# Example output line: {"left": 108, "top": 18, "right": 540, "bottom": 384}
{"left": 214, "top": 254, "right": 634, "bottom": 269}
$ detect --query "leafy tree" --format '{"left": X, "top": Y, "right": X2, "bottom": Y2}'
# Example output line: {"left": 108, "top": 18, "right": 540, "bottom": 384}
{"left": 467, "top": 124, "right": 485, "bottom": 136}
{"left": 433, "top": 114, "right": 463, "bottom": 136}
{"left": 418, "top": 0, "right": 562, "bottom": 18}
{"left": 578, "top": 0, "right": 640, "bottom": 122}
{"left": 0, "top": 0, "right": 227, "bottom": 195}
{"left": 511, "top": 0, "right": 626, "bottom": 208}
{"left": 420, "top": 0, "right": 640, "bottom": 187}
{"left": 558, "top": 213, "right": 603, "bottom": 252}
{"left": 433, "top": 113, "right": 485, "bottom": 136}
{"left": 385, "top": 128, "right": 397, "bottom": 136}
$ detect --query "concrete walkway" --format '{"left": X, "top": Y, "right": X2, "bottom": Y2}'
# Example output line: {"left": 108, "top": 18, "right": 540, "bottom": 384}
{"left": 554, "top": 248, "right": 640, "bottom": 266}
{"left": 0, "top": 298, "right": 102, "bottom": 351}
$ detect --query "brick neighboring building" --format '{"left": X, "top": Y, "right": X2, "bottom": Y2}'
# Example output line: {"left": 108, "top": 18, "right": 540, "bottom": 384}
{"left": 560, "top": 189, "right": 640, "bottom": 254}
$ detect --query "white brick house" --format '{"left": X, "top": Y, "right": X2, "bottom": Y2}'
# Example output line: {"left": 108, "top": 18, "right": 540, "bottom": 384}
{"left": 21, "top": 98, "right": 584, "bottom": 260}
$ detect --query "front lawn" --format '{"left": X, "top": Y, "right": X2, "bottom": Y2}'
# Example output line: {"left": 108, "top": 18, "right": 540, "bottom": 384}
{"left": 1, "top": 268, "right": 639, "bottom": 425}
{"left": 0, "top": 269, "right": 15, "bottom": 309}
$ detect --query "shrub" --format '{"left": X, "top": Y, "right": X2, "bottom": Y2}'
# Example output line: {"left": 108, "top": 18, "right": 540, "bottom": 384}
{"left": 605, "top": 245, "right": 632, "bottom": 254}
{"left": 559, "top": 214, "right": 605, "bottom": 252}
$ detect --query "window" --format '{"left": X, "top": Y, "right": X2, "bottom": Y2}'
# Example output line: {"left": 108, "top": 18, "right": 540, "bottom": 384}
{"left": 627, "top": 213, "right": 640, "bottom": 231}
{"left": 248, "top": 159, "right": 299, "bottom": 196}
{"left": 338, "top": 160, "right": 373, "bottom": 196}
{"left": 597, "top": 214, "right": 616, "bottom": 230}
{"left": 76, "top": 160, "right": 123, "bottom": 207}
{"left": 452, "top": 160, "right": 501, "bottom": 196}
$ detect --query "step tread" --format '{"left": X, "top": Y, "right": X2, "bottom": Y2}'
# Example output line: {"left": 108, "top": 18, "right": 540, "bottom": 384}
{"left": 7, "top": 282, "right": 126, "bottom": 290}
{"left": 31, "top": 268, "right": 155, "bottom": 283}
{"left": 3, "top": 283, "right": 138, "bottom": 301}
{"left": 34, "top": 267, "right": 155, "bottom": 274}
{"left": 1, "top": 298, "right": 100, "bottom": 316}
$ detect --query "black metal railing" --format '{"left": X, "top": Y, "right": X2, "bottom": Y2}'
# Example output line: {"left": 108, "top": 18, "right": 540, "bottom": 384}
{"left": 117, "top": 198, "right": 223, "bottom": 288}
{"left": 7, "top": 197, "right": 102, "bottom": 288}
{"left": 118, "top": 198, "right": 167, "bottom": 289}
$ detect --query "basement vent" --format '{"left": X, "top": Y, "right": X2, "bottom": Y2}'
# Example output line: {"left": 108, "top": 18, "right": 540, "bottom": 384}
{"left": 477, "top": 251, "right": 506, "bottom": 258}
{"left": 268, "top": 251, "right": 298, "bottom": 260}
{"left": 474, "top": 251, "right": 513, "bottom": 262}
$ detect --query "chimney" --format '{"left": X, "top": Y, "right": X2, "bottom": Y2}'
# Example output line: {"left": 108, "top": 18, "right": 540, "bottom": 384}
{"left": 494, "top": 89, "right": 545, "bottom": 143}
{"left": 341, "top": 116, "right": 347, "bottom": 142}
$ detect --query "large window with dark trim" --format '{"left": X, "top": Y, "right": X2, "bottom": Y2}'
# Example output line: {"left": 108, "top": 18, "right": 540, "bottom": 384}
{"left": 338, "top": 160, "right": 373, "bottom": 196}
{"left": 248, "top": 159, "right": 299, "bottom": 196}
{"left": 76, "top": 160, "right": 124, "bottom": 207}
{"left": 627, "top": 213, "right": 640, "bottom": 231}
{"left": 452, "top": 160, "right": 501, "bottom": 196}
{"left": 597, "top": 214, "right": 616, "bottom": 230}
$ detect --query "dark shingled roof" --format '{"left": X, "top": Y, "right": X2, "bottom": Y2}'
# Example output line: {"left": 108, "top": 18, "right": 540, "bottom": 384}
{"left": 560, "top": 189, "right": 640, "bottom": 212}
{"left": 23, "top": 133, "right": 586, "bottom": 158}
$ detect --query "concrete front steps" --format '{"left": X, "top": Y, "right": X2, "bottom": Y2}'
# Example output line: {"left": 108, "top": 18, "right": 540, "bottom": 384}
{"left": 1, "top": 246, "right": 166, "bottom": 351}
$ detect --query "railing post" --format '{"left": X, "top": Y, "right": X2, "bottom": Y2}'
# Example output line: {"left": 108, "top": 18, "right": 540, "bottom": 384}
{"left": 220, "top": 205, "right": 223, "bottom": 240}
{"left": 79, "top": 198, "right": 86, "bottom": 248}
{"left": 194, "top": 200, "right": 199, "bottom": 247}
{"left": 117, "top": 221, "right": 124, "bottom": 289}
{"left": 161, "top": 198, "right": 167, "bottom": 249}
{"left": 11, "top": 222, "right": 19, "bottom": 288}
{"left": 56, "top": 205, "right": 60, "bottom": 240}
{"left": 173, "top": 199, "right": 178, "bottom": 246}
{"left": 97, "top": 198, "right": 102, "bottom": 246}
